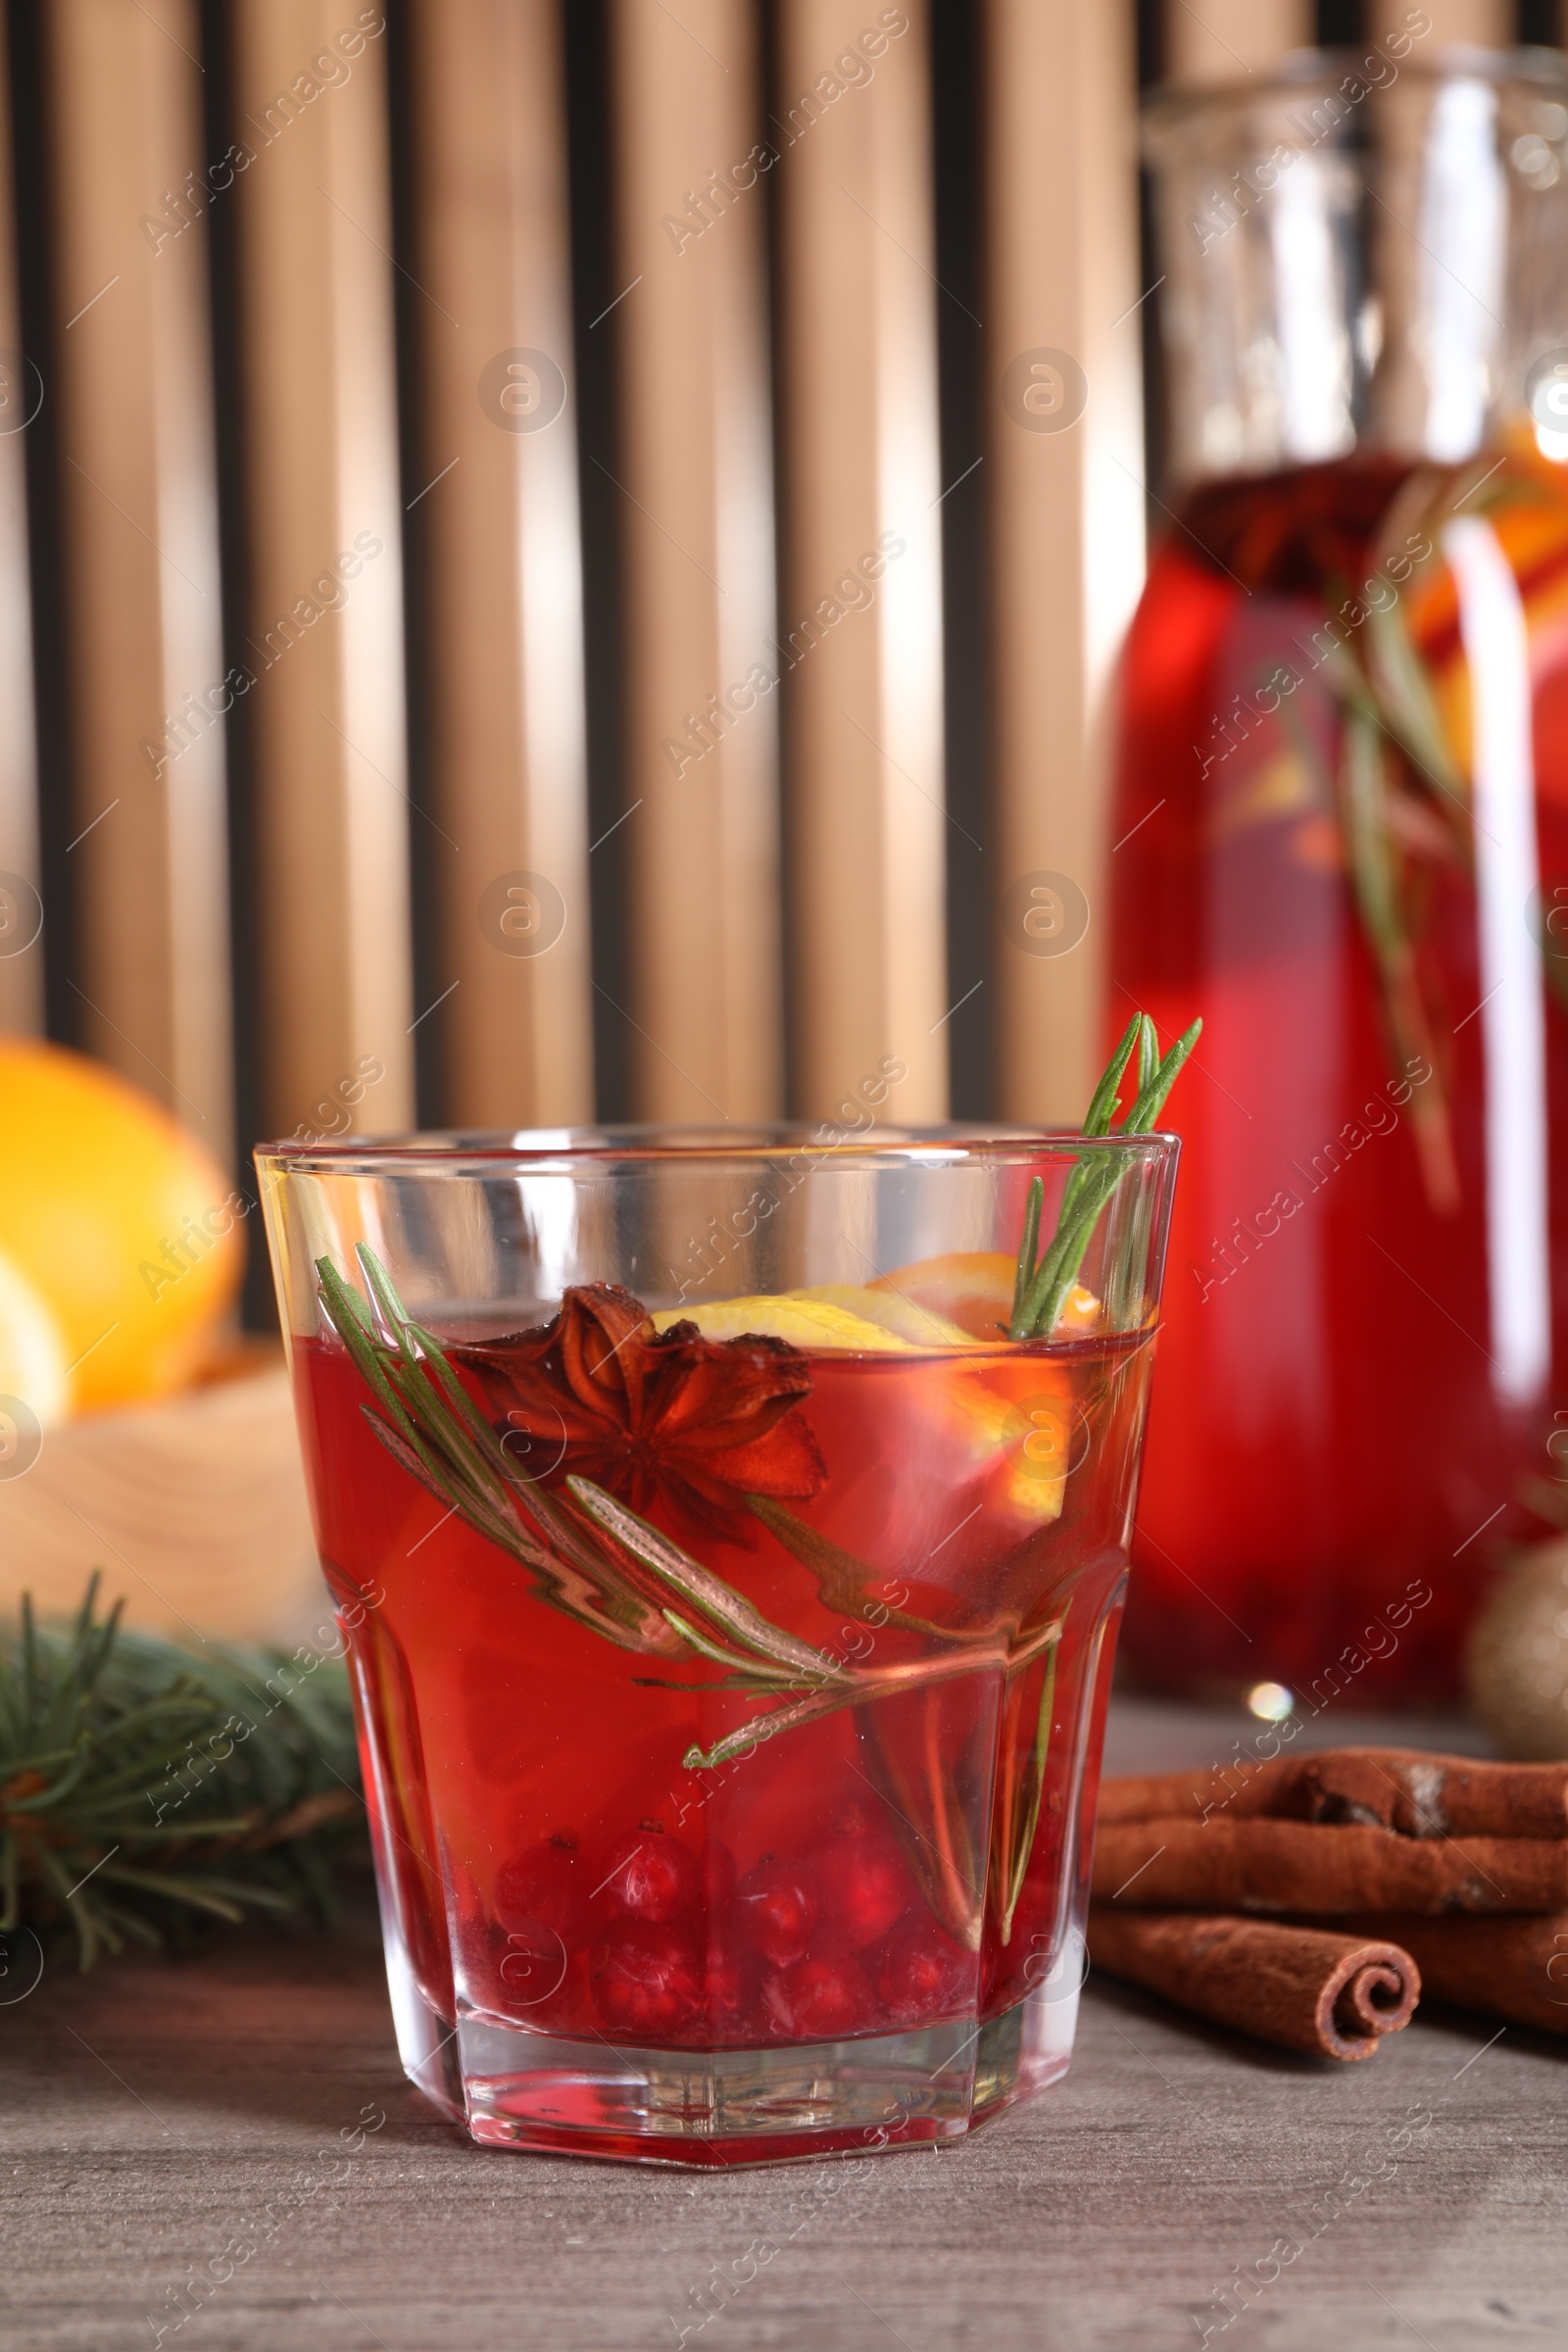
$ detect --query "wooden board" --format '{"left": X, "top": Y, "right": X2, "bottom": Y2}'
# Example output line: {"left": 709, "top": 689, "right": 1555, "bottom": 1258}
{"left": 0, "top": 1364, "right": 326, "bottom": 1645}
{"left": 6, "top": 1697, "right": 1563, "bottom": 2350}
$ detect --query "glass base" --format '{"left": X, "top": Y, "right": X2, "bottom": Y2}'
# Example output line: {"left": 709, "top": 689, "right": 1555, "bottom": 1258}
{"left": 387, "top": 1945, "right": 1079, "bottom": 2167}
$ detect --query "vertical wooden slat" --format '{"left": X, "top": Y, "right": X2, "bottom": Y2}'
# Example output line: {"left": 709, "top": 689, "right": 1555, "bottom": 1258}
{"left": 1164, "top": 1, "right": 1309, "bottom": 83}
{"left": 0, "top": 2, "right": 38, "bottom": 1037}
{"left": 46, "top": 0, "right": 231, "bottom": 1141}
{"left": 230, "top": 2, "right": 412, "bottom": 1137}
{"left": 611, "top": 0, "right": 780, "bottom": 1124}
{"left": 988, "top": 0, "right": 1145, "bottom": 1126}
{"left": 1369, "top": 0, "right": 1508, "bottom": 41}
{"left": 776, "top": 1, "right": 948, "bottom": 1122}
{"left": 1165, "top": 0, "right": 1509, "bottom": 73}
{"left": 403, "top": 0, "right": 592, "bottom": 1129}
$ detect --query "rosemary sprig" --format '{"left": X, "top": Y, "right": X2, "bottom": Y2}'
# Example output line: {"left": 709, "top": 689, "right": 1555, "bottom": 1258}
{"left": 1008, "top": 1012, "right": 1200, "bottom": 1341}
{"left": 1334, "top": 697, "right": 1460, "bottom": 1214}
{"left": 0, "top": 1575, "right": 363, "bottom": 1969}
{"left": 997, "top": 1625, "right": 1061, "bottom": 1945}
{"left": 744, "top": 1494, "right": 948, "bottom": 1637}
{"left": 1310, "top": 452, "right": 1568, "bottom": 1212}
{"left": 318, "top": 1249, "right": 1068, "bottom": 1779}
{"left": 318, "top": 1252, "right": 689, "bottom": 1664}
{"left": 852, "top": 1684, "right": 993, "bottom": 1949}
{"left": 322, "top": 1247, "right": 855, "bottom": 1685}
{"left": 319, "top": 1250, "right": 1034, "bottom": 1768}
{"left": 679, "top": 1616, "right": 1061, "bottom": 1776}
{"left": 567, "top": 1479, "right": 848, "bottom": 1686}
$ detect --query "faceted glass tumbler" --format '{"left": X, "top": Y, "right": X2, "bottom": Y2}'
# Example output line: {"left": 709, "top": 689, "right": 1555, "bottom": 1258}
{"left": 257, "top": 1123, "right": 1180, "bottom": 2167}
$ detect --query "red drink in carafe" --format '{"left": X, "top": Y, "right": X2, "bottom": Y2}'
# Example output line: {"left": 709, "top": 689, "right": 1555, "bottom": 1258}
{"left": 1109, "top": 447, "right": 1568, "bottom": 1697}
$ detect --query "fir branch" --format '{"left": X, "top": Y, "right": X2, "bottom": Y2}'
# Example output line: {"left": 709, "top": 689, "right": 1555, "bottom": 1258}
{"left": 0, "top": 1575, "right": 365, "bottom": 1969}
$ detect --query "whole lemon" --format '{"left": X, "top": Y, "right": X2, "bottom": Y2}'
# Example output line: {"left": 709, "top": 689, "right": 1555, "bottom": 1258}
{"left": 0, "top": 1039, "right": 245, "bottom": 1413}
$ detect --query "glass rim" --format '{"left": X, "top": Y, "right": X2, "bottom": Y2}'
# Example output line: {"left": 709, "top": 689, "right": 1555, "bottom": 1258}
{"left": 254, "top": 1123, "right": 1183, "bottom": 1178}
{"left": 1144, "top": 41, "right": 1568, "bottom": 144}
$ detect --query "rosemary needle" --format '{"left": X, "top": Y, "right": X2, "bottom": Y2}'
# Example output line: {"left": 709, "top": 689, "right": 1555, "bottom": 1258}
{"left": 1008, "top": 1012, "right": 1200, "bottom": 1342}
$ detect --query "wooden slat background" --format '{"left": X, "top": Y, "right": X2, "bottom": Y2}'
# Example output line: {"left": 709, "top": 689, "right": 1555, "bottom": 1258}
{"left": 0, "top": 1, "right": 35, "bottom": 1041}
{"left": 403, "top": 0, "right": 593, "bottom": 1130}
{"left": 612, "top": 0, "right": 781, "bottom": 1124}
{"left": 47, "top": 0, "right": 232, "bottom": 1148}
{"left": 987, "top": 0, "right": 1146, "bottom": 1127}
{"left": 230, "top": 0, "right": 414, "bottom": 1140}
{"left": 0, "top": 0, "right": 1551, "bottom": 1276}
{"left": 777, "top": 0, "right": 949, "bottom": 1122}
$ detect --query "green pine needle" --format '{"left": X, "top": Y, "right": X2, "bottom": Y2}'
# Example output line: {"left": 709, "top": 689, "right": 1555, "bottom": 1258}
{"left": 0, "top": 1574, "right": 365, "bottom": 1970}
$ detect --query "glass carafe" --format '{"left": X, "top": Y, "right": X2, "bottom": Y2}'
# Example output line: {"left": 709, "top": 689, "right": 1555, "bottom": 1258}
{"left": 1111, "top": 44, "right": 1568, "bottom": 1701}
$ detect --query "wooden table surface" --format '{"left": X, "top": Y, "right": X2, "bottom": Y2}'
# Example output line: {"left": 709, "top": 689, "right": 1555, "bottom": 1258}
{"left": 7, "top": 1697, "right": 1566, "bottom": 2352}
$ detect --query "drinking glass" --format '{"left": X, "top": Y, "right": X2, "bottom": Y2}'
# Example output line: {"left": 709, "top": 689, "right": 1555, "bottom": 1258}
{"left": 258, "top": 1122, "right": 1179, "bottom": 2165}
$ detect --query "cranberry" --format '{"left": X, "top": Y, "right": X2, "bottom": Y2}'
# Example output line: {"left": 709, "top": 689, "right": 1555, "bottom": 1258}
{"left": 601, "top": 1825, "right": 703, "bottom": 1925}
{"left": 736, "top": 1855, "right": 822, "bottom": 1964}
{"left": 702, "top": 1932, "right": 760, "bottom": 2036}
{"left": 495, "top": 1927, "right": 575, "bottom": 2012}
{"left": 763, "top": 1946, "right": 873, "bottom": 2039}
{"left": 828, "top": 1834, "right": 910, "bottom": 1949}
{"left": 593, "top": 1922, "right": 702, "bottom": 2035}
{"left": 878, "top": 1919, "right": 972, "bottom": 2026}
{"left": 494, "top": 1832, "right": 589, "bottom": 1946}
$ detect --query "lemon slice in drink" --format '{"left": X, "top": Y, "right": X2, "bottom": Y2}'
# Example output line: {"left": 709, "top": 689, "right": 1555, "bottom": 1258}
{"left": 788, "top": 1284, "right": 975, "bottom": 1348}
{"left": 871, "top": 1250, "right": 1014, "bottom": 1339}
{"left": 872, "top": 1250, "right": 1100, "bottom": 1340}
{"left": 653, "top": 1288, "right": 1068, "bottom": 1529}
{"left": 651, "top": 1295, "right": 912, "bottom": 1349}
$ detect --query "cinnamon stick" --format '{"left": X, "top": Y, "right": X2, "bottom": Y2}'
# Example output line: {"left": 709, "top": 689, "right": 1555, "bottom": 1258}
{"left": 1092, "top": 1818, "right": 1568, "bottom": 1914}
{"left": 1335, "top": 1913, "right": 1568, "bottom": 2038}
{"left": 1099, "top": 1750, "right": 1568, "bottom": 1841}
{"left": 1087, "top": 1907, "right": 1420, "bottom": 2061}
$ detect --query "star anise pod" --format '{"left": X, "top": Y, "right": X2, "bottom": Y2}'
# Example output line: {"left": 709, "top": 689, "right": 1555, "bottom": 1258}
{"left": 453, "top": 1284, "right": 826, "bottom": 1541}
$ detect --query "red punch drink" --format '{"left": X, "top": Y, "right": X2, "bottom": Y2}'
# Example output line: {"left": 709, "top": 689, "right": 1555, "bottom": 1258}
{"left": 261, "top": 1120, "right": 1182, "bottom": 2163}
